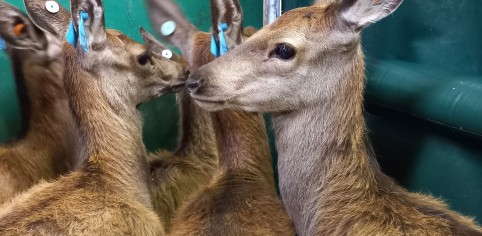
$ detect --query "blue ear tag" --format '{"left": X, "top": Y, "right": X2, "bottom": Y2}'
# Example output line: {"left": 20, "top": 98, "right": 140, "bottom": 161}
{"left": 210, "top": 22, "right": 229, "bottom": 58}
{"left": 210, "top": 34, "right": 220, "bottom": 57}
{"left": 218, "top": 23, "right": 229, "bottom": 56}
{"left": 65, "top": 11, "right": 89, "bottom": 52}
{"left": 0, "top": 37, "right": 6, "bottom": 51}
{"left": 78, "top": 11, "right": 89, "bottom": 52}
{"left": 66, "top": 21, "right": 77, "bottom": 47}
{"left": 160, "top": 20, "right": 176, "bottom": 36}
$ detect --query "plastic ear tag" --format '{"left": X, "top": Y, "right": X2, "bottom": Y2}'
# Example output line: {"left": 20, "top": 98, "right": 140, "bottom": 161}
{"left": 160, "top": 20, "right": 176, "bottom": 36}
{"left": 45, "top": 1, "right": 60, "bottom": 13}
{"left": 210, "top": 22, "right": 229, "bottom": 58}
{"left": 13, "top": 23, "right": 26, "bottom": 36}
{"left": 162, "top": 49, "right": 173, "bottom": 59}
{"left": 210, "top": 34, "right": 219, "bottom": 57}
{"left": 66, "top": 11, "right": 89, "bottom": 52}
{"left": 78, "top": 11, "right": 89, "bottom": 52}
{"left": 66, "top": 21, "right": 77, "bottom": 47}
{"left": 0, "top": 37, "right": 6, "bottom": 51}
{"left": 218, "top": 23, "right": 229, "bottom": 56}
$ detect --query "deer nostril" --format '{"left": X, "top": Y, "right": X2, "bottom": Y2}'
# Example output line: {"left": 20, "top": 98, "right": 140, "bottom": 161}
{"left": 186, "top": 79, "right": 202, "bottom": 92}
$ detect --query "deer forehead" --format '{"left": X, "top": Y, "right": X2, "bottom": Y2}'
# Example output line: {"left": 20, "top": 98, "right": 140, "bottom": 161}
{"left": 106, "top": 29, "right": 143, "bottom": 49}
{"left": 269, "top": 3, "right": 335, "bottom": 32}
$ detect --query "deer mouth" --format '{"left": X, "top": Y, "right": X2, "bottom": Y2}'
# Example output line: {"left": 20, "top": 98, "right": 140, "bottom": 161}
{"left": 156, "top": 82, "right": 186, "bottom": 96}
{"left": 168, "top": 82, "right": 186, "bottom": 93}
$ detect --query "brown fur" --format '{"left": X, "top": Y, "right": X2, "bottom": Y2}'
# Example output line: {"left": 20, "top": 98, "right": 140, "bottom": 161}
{"left": 184, "top": 1, "right": 482, "bottom": 235}
{"left": 146, "top": 21, "right": 268, "bottom": 233}
{"left": 0, "top": 1, "right": 79, "bottom": 205}
{"left": 148, "top": 89, "right": 218, "bottom": 231}
{"left": 0, "top": 38, "right": 165, "bottom": 236}
{"left": 146, "top": 0, "right": 295, "bottom": 234}
{"left": 0, "top": 0, "right": 188, "bottom": 233}
{"left": 142, "top": 2, "right": 220, "bottom": 231}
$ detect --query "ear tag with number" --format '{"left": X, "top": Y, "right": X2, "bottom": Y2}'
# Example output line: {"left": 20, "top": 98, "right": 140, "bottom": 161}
{"left": 162, "top": 49, "right": 173, "bottom": 59}
{"left": 45, "top": 1, "right": 60, "bottom": 13}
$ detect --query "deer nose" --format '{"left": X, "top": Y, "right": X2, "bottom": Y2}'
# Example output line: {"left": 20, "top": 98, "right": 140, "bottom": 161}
{"left": 181, "top": 69, "right": 190, "bottom": 81}
{"left": 186, "top": 78, "right": 202, "bottom": 93}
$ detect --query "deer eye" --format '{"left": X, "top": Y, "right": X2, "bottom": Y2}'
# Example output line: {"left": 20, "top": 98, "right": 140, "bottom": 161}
{"left": 137, "top": 52, "right": 152, "bottom": 66}
{"left": 272, "top": 43, "right": 296, "bottom": 60}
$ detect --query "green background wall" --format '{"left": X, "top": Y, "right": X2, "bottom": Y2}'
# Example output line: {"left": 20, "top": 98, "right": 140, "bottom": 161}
{"left": 1, "top": 0, "right": 481, "bottom": 224}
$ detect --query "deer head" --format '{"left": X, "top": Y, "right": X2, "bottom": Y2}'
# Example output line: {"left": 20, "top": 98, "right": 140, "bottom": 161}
{"left": 0, "top": 0, "right": 60, "bottom": 61}
{"left": 186, "top": 0, "right": 403, "bottom": 112}
{"left": 24, "top": 0, "right": 189, "bottom": 108}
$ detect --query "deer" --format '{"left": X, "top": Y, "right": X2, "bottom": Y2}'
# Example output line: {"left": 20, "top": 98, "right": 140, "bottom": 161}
{"left": 140, "top": 28, "right": 219, "bottom": 231}
{"left": 0, "top": 0, "right": 189, "bottom": 234}
{"left": 147, "top": 0, "right": 295, "bottom": 235}
{"left": 0, "top": 0, "right": 80, "bottom": 205}
{"left": 185, "top": 0, "right": 482, "bottom": 235}
{"left": 144, "top": 0, "right": 258, "bottom": 232}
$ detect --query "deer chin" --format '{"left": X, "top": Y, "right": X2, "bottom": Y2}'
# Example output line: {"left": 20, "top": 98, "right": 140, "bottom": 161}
{"left": 155, "top": 82, "right": 186, "bottom": 97}
{"left": 190, "top": 94, "right": 234, "bottom": 111}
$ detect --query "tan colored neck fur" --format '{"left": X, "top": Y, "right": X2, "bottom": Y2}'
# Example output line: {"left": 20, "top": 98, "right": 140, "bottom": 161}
{"left": 0, "top": 48, "right": 78, "bottom": 204}
{"left": 273, "top": 45, "right": 482, "bottom": 235}
{"left": 64, "top": 48, "right": 151, "bottom": 206}
{"left": 147, "top": 32, "right": 219, "bottom": 231}
{"left": 272, "top": 47, "right": 372, "bottom": 235}
{"left": 212, "top": 111, "right": 274, "bottom": 182}
{"left": 19, "top": 55, "right": 79, "bottom": 169}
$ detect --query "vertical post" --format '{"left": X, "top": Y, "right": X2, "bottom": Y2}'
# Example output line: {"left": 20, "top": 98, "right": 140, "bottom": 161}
{"left": 263, "top": 0, "right": 282, "bottom": 26}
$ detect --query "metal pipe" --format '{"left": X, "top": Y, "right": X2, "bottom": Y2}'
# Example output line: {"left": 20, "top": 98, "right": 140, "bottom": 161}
{"left": 263, "top": 0, "right": 282, "bottom": 26}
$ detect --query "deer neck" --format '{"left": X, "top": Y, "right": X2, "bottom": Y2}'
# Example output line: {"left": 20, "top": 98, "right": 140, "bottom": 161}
{"left": 10, "top": 50, "right": 79, "bottom": 173}
{"left": 64, "top": 55, "right": 151, "bottom": 206}
{"left": 212, "top": 110, "right": 274, "bottom": 184}
{"left": 272, "top": 48, "right": 380, "bottom": 235}
{"left": 175, "top": 91, "right": 217, "bottom": 159}
{"left": 174, "top": 33, "right": 218, "bottom": 158}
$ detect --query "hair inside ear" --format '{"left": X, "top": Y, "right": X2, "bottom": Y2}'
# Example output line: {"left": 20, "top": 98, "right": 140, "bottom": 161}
{"left": 339, "top": 0, "right": 403, "bottom": 31}
{"left": 23, "top": 0, "right": 71, "bottom": 39}
{"left": 0, "top": 2, "right": 47, "bottom": 50}
{"left": 69, "top": 0, "right": 107, "bottom": 51}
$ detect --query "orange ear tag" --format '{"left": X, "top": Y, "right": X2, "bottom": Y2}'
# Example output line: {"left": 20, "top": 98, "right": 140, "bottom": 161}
{"left": 13, "top": 23, "right": 25, "bottom": 37}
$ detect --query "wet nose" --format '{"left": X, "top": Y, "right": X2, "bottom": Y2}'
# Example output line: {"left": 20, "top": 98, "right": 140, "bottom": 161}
{"left": 186, "top": 78, "right": 202, "bottom": 93}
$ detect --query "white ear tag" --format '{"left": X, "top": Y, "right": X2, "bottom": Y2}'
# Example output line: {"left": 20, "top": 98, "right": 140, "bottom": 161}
{"left": 160, "top": 21, "right": 176, "bottom": 36}
{"left": 45, "top": 1, "right": 60, "bottom": 13}
{"left": 162, "top": 49, "right": 173, "bottom": 59}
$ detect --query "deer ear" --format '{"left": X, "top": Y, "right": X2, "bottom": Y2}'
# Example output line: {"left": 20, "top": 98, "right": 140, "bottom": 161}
{"left": 139, "top": 27, "right": 181, "bottom": 62}
{"left": 70, "top": 0, "right": 107, "bottom": 51}
{"left": 210, "top": 0, "right": 244, "bottom": 49}
{"left": 23, "top": 0, "right": 70, "bottom": 39}
{"left": 338, "top": 0, "right": 403, "bottom": 31}
{"left": 146, "top": 0, "right": 197, "bottom": 57}
{"left": 0, "top": 1, "right": 47, "bottom": 50}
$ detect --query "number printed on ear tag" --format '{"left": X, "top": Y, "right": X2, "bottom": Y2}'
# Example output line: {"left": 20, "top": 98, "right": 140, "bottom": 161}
{"left": 45, "top": 1, "right": 60, "bottom": 13}
{"left": 162, "top": 49, "right": 173, "bottom": 59}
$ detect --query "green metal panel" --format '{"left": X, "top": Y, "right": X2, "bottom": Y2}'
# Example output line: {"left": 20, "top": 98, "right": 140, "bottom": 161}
{"left": 0, "top": 0, "right": 263, "bottom": 151}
